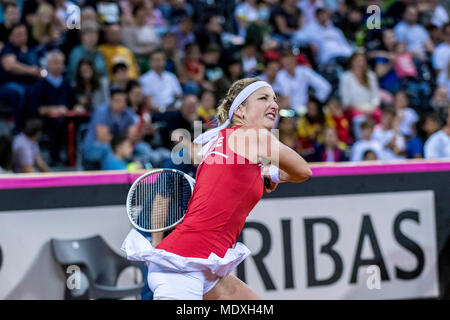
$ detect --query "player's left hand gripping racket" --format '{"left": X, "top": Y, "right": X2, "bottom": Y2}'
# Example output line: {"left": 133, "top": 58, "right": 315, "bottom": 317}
{"left": 126, "top": 168, "right": 195, "bottom": 233}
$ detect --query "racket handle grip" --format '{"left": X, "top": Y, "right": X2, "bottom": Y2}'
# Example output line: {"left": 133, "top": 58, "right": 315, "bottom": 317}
{"left": 264, "top": 177, "right": 271, "bottom": 188}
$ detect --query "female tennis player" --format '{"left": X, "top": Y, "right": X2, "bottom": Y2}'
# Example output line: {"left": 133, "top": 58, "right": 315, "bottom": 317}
{"left": 122, "top": 78, "right": 311, "bottom": 300}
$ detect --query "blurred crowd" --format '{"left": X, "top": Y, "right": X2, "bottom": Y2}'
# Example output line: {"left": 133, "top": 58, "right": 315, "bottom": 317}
{"left": 0, "top": 0, "right": 449, "bottom": 174}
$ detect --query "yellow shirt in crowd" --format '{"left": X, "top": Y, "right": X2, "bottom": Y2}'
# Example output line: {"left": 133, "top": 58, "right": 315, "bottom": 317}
{"left": 98, "top": 44, "right": 140, "bottom": 80}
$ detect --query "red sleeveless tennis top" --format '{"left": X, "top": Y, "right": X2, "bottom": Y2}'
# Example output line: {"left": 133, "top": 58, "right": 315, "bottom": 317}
{"left": 156, "top": 125, "right": 264, "bottom": 258}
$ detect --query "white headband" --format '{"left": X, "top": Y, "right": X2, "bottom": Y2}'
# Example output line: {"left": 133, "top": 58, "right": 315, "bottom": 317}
{"left": 193, "top": 81, "right": 272, "bottom": 155}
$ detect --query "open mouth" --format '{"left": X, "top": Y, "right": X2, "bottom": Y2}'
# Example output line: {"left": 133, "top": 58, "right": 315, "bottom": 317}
{"left": 265, "top": 112, "right": 276, "bottom": 120}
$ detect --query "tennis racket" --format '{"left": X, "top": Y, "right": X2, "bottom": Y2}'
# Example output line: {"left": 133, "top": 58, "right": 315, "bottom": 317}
{"left": 126, "top": 168, "right": 195, "bottom": 233}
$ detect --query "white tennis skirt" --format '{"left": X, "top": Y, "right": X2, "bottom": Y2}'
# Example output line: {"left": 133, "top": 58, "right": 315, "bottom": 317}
{"left": 121, "top": 229, "right": 251, "bottom": 299}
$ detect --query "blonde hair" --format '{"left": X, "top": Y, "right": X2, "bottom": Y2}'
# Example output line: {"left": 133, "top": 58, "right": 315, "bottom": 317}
{"left": 216, "top": 77, "right": 261, "bottom": 124}
{"left": 32, "top": 3, "right": 55, "bottom": 43}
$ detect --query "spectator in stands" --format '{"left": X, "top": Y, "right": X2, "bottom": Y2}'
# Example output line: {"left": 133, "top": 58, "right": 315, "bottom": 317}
{"left": 202, "top": 43, "right": 224, "bottom": 84}
{"left": 122, "top": 2, "right": 160, "bottom": 74}
{"left": 214, "top": 55, "right": 244, "bottom": 104}
{"left": 82, "top": 88, "right": 137, "bottom": 164}
{"left": 20, "top": 0, "right": 38, "bottom": 26}
{"left": 406, "top": 119, "right": 424, "bottom": 159}
{"left": 179, "top": 42, "right": 204, "bottom": 95}
{"left": 111, "top": 62, "right": 130, "bottom": 91}
{"left": 370, "top": 29, "right": 402, "bottom": 95}
{"left": 139, "top": 49, "right": 183, "bottom": 113}
{"left": 160, "top": 32, "right": 183, "bottom": 75}
{"left": 126, "top": 79, "right": 171, "bottom": 167}
{"left": 31, "top": 3, "right": 57, "bottom": 45}
{"left": 350, "top": 120, "right": 384, "bottom": 162}
{"left": 393, "top": 91, "right": 419, "bottom": 138}
{"left": 126, "top": 79, "right": 153, "bottom": 140}
{"left": 407, "top": 113, "right": 441, "bottom": 159}
{"left": 331, "top": 0, "right": 363, "bottom": 43}
{"left": 31, "top": 50, "right": 82, "bottom": 166}
{"left": 119, "top": 0, "right": 142, "bottom": 25}
{"left": 296, "top": 96, "right": 327, "bottom": 159}
{"left": 426, "top": 0, "right": 449, "bottom": 28}
{"left": 386, "top": 0, "right": 409, "bottom": 27}
{"left": 67, "top": 22, "right": 107, "bottom": 83}
{"left": 393, "top": 4, "right": 434, "bottom": 60}
{"left": 424, "top": 107, "right": 450, "bottom": 159}
{"left": 0, "top": 23, "right": 42, "bottom": 133}
{"left": 171, "top": 15, "right": 196, "bottom": 58}
{"left": 269, "top": 0, "right": 302, "bottom": 41}
{"left": 33, "top": 22, "right": 65, "bottom": 66}
{"left": 372, "top": 107, "right": 406, "bottom": 161}
{"left": 234, "top": 0, "right": 260, "bottom": 37}
{"left": 312, "top": 126, "right": 347, "bottom": 162}
{"left": 298, "top": 0, "right": 324, "bottom": 25}
{"left": 120, "top": 0, "right": 167, "bottom": 36}
{"left": 421, "top": 112, "right": 442, "bottom": 141}
{"left": 362, "top": 149, "right": 378, "bottom": 161}
{"left": 247, "top": 1, "right": 272, "bottom": 44}
{"left": 0, "top": 135, "right": 12, "bottom": 173}
{"left": 258, "top": 57, "right": 281, "bottom": 91}
{"left": 241, "top": 42, "right": 262, "bottom": 77}
{"left": 96, "top": 0, "right": 121, "bottom": 24}
{"left": 73, "top": 58, "right": 109, "bottom": 112}
{"left": 426, "top": 24, "right": 443, "bottom": 47}
{"left": 80, "top": 5, "right": 98, "bottom": 24}
{"left": 437, "top": 58, "right": 450, "bottom": 95}
{"left": 143, "top": 0, "right": 168, "bottom": 36}
{"left": 12, "top": 118, "right": 50, "bottom": 173}
{"left": 159, "top": 0, "right": 194, "bottom": 26}
{"left": 197, "top": 89, "right": 217, "bottom": 129}
{"left": 275, "top": 50, "right": 331, "bottom": 114}
{"left": 324, "top": 98, "right": 351, "bottom": 146}
{"left": 101, "top": 134, "right": 142, "bottom": 171}
{"left": 432, "top": 22, "right": 450, "bottom": 75}
{"left": 98, "top": 23, "right": 140, "bottom": 80}
{"left": 393, "top": 41, "right": 418, "bottom": 81}
{"left": 126, "top": 79, "right": 147, "bottom": 119}
{"left": 0, "top": 3, "right": 20, "bottom": 51}
{"left": 293, "top": 7, "right": 353, "bottom": 68}
{"left": 195, "top": 14, "right": 224, "bottom": 52}
{"left": 430, "top": 86, "right": 450, "bottom": 114}
{"left": 339, "top": 51, "right": 381, "bottom": 140}
{"left": 152, "top": 94, "right": 199, "bottom": 150}
{"left": 277, "top": 110, "right": 302, "bottom": 154}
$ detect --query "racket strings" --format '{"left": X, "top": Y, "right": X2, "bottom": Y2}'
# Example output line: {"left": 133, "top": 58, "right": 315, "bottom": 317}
{"left": 129, "top": 170, "right": 193, "bottom": 232}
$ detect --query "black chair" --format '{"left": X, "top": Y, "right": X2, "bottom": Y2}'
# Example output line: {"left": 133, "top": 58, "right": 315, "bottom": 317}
{"left": 51, "top": 235, "right": 146, "bottom": 300}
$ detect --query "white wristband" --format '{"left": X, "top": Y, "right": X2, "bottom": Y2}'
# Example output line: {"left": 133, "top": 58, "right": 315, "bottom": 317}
{"left": 269, "top": 165, "right": 280, "bottom": 183}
